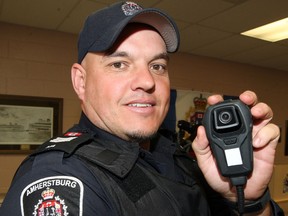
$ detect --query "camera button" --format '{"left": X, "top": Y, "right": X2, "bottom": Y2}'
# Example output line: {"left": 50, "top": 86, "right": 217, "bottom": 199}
{"left": 224, "top": 137, "right": 237, "bottom": 145}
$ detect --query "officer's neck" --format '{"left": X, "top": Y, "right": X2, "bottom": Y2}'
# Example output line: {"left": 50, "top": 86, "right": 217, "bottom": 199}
{"left": 140, "top": 141, "right": 150, "bottom": 151}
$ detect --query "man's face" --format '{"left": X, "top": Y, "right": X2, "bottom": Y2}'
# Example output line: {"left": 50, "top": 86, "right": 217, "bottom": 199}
{"left": 79, "top": 25, "right": 170, "bottom": 142}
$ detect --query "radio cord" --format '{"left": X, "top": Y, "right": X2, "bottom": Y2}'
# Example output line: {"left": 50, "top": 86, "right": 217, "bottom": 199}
{"left": 230, "top": 176, "right": 247, "bottom": 215}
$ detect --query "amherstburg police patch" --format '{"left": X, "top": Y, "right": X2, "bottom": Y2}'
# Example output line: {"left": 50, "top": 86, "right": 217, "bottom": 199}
{"left": 20, "top": 176, "right": 83, "bottom": 216}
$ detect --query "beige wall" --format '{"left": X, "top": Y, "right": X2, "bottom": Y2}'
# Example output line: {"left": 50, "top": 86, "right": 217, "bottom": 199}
{"left": 168, "top": 53, "right": 288, "bottom": 164}
{"left": 0, "top": 22, "right": 287, "bottom": 210}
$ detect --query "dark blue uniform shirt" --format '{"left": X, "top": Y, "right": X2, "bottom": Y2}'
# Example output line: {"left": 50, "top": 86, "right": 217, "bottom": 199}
{"left": 0, "top": 113, "right": 284, "bottom": 215}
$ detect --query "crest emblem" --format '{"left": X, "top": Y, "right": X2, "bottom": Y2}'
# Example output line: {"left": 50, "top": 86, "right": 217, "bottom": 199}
{"left": 34, "top": 188, "right": 68, "bottom": 216}
{"left": 122, "top": 2, "right": 142, "bottom": 16}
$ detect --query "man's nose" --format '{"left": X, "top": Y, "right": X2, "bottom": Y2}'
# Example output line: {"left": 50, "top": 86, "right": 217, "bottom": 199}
{"left": 131, "top": 67, "right": 155, "bottom": 92}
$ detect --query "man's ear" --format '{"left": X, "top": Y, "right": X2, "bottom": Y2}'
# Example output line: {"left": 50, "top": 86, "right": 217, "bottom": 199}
{"left": 71, "top": 63, "right": 86, "bottom": 100}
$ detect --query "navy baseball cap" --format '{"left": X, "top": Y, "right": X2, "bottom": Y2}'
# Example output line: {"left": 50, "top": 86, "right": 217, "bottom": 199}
{"left": 77, "top": 1, "right": 180, "bottom": 63}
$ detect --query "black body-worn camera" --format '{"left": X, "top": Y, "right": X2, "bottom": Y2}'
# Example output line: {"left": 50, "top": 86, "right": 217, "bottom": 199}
{"left": 203, "top": 100, "right": 253, "bottom": 178}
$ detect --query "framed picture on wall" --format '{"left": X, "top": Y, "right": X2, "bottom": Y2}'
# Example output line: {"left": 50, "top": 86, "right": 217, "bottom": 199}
{"left": 0, "top": 94, "right": 63, "bottom": 153}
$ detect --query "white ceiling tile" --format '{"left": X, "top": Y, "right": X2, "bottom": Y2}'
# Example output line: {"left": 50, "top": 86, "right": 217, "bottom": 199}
{"left": 154, "top": 0, "right": 234, "bottom": 23}
{"left": 89, "top": 0, "right": 122, "bottom": 4}
{"left": 58, "top": 1, "right": 108, "bottom": 34}
{"left": 0, "top": 0, "right": 79, "bottom": 29}
{"left": 0, "top": 0, "right": 287, "bottom": 72}
{"left": 58, "top": 0, "right": 166, "bottom": 34}
{"left": 129, "top": 0, "right": 162, "bottom": 7}
{"left": 200, "top": 0, "right": 288, "bottom": 33}
{"left": 179, "top": 24, "right": 232, "bottom": 52}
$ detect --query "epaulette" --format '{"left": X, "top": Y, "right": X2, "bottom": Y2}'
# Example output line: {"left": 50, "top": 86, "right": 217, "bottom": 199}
{"left": 31, "top": 131, "right": 94, "bottom": 157}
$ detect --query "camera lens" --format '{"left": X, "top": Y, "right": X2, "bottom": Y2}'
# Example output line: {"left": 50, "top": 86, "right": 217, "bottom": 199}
{"left": 213, "top": 106, "right": 240, "bottom": 131}
{"left": 219, "top": 111, "right": 232, "bottom": 124}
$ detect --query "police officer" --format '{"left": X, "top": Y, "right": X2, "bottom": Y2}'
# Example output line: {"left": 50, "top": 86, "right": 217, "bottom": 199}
{"left": 0, "top": 2, "right": 283, "bottom": 216}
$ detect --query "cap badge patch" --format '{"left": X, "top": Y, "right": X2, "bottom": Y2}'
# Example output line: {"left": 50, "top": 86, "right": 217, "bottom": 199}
{"left": 122, "top": 2, "right": 142, "bottom": 16}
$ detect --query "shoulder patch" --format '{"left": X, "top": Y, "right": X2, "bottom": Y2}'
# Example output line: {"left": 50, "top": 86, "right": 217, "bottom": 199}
{"left": 33, "top": 132, "right": 92, "bottom": 156}
{"left": 20, "top": 176, "right": 84, "bottom": 216}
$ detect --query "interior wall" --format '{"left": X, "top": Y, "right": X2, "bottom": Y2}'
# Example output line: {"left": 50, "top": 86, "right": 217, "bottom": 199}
{"left": 0, "top": 22, "right": 287, "bottom": 210}
{"left": 168, "top": 53, "right": 288, "bottom": 164}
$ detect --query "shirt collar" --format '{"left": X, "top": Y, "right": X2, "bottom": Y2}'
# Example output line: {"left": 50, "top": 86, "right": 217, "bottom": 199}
{"left": 77, "top": 112, "right": 178, "bottom": 175}
{"left": 78, "top": 112, "right": 176, "bottom": 152}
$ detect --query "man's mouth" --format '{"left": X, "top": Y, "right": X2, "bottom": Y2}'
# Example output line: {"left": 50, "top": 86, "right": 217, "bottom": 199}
{"left": 128, "top": 103, "right": 152, "bottom": 108}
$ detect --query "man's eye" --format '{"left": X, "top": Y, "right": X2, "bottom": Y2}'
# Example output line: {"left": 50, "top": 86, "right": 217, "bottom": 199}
{"left": 150, "top": 64, "right": 167, "bottom": 74}
{"left": 112, "top": 62, "right": 123, "bottom": 69}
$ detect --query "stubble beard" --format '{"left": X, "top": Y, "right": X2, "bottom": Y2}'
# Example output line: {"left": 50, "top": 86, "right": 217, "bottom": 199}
{"left": 125, "top": 129, "right": 158, "bottom": 143}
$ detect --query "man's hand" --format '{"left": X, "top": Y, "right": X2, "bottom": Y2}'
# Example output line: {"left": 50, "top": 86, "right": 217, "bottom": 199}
{"left": 192, "top": 90, "right": 280, "bottom": 202}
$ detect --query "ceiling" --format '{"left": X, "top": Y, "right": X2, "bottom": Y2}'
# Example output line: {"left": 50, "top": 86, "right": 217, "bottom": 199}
{"left": 1, "top": 0, "right": 288, "bottom": 72}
